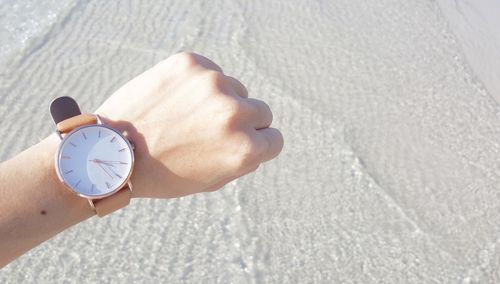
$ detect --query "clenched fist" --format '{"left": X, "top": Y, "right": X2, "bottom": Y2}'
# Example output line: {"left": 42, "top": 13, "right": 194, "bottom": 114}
{"left": 96, "top": 52, "right": 284, "bottom": 199}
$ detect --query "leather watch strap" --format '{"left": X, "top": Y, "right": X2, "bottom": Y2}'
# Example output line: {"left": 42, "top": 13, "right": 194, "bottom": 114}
{"left": 50, "top": 96, "right": 132, "bottom": 217}
{"left": 57, "top": 114, "right": 97, "bottom": 134}
{"left": 50, "top": 96, "right": 98, "bottom": 135}
{"left": 91, "top": 186, "right": 132, "bottom": 217}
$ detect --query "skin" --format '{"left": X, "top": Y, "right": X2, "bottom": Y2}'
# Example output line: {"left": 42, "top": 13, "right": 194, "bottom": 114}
{"left": 0, "top": 52, "right": 284, "bottom": 268}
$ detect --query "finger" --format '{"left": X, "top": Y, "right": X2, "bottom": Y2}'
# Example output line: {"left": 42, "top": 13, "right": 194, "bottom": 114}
{"left": 246, "top": 98, "right": 273, "bottom": 129}
{"left": 224, "top": 76, "right": 248, "bottom": 98}
{"left": 256, "top": 127, "right": 284, "bottom": 162}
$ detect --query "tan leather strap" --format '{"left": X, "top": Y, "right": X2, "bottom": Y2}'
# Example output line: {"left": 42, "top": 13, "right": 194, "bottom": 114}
{"left": 91, "top": 186, "right": 132, "bottom": 217}
{"left": 56, "top": 112, "right": 132, "bottom": 217}
{"left": 57, "top": 113, "right": 97, "bottom": 134}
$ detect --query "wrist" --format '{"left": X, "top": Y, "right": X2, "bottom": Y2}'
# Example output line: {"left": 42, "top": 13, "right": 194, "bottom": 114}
{"left": 39, "top": 134, "right": 96, "bottom": 218}
{"left": 95, "top": 114, "right": 149, "bottom": 199}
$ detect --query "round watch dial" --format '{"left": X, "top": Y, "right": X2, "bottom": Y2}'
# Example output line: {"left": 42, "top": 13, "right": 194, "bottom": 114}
{"left": 56, "top": 125, "right": 134, "bottom": 198}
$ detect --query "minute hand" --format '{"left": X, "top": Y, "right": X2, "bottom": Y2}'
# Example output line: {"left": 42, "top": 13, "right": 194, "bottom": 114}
{"left": 98, "top": 160, "right": 127, "bottom": 164}
{"left": 92, "top": 161, "right": 114, "bottom": 179}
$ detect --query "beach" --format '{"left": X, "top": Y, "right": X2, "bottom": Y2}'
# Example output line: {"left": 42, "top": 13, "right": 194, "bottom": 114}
{"left": 1, "top": 0, "right": 500, "bottom": 283}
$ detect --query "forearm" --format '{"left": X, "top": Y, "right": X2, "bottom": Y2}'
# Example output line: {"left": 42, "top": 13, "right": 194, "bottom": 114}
{"left": 0, "top": 134, "right": 95, "bottom": 268}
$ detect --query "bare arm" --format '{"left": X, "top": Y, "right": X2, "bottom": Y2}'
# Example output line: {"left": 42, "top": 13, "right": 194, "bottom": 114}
{"left": 0, "top": 52, "right": 284, "bottom": 267}
{"left": 0, "top": 135, "right": 95, "bottom": 267}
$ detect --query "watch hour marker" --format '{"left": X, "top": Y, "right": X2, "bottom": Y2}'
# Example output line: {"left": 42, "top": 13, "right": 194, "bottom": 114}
{"left": 91, "top": 184, "right": 95, "bottom": 192}
{"left": 65, "top": 170, "right": 73, "bottom": 174}
{"left": 98, "top": 130, "right": 101, "bottom": 138}
{"left": 61, "top": 155, "right": 71, "bottom": 159}
{"left": 75, "top": 180, "right": 81, "bottom": 187}
{"left": 105, "top": 182, "right": 111, "bottom": 188}
{"left": 69, "top": 142, "right": 77, "bottom": 147}
{"left": 115, "top": 173, "right": 122, "bottom": 178}
{"left": 118, "top": 148, "right": 127, "bottom": 152}
{"left": 110, "top": 137, "right": 116, "bottom": 143}
{"left": 82, "top": 132, "right": 87, "bottom": 140}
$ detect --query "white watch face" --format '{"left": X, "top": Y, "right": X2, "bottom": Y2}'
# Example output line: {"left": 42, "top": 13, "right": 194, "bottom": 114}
{"left": 56, "top": 125, "right": 134, "bottom": 198}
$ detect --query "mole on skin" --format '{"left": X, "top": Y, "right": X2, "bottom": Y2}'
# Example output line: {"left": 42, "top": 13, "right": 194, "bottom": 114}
{"left": 40, "top": 210, "right": 47, "bottom": 215}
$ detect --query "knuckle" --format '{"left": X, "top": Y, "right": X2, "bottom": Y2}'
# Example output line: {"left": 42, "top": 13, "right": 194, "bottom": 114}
{"left": 262, "top": 102, "right": 273, "bottom": 118}
{"left": 231, "top": 135, "right": 260, "bottom": 172}
{"left": 167, "top": 52, "right": 199, "bottom": 71}
{"left": 252, "top": 99, "right": 272, "bottom": 117}
{"left": 173, "top": 51, "right": 198, "bottom": 63}
{"left": 217, "top": 98, "right": 245, "bottom": 122}
{"left": 202, "top": 70, "right": 225, "bottom": 91}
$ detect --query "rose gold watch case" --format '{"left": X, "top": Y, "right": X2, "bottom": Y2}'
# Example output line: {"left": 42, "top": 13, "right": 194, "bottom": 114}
{"left": 54, "top": 120, "right": 135, "bottom": 200}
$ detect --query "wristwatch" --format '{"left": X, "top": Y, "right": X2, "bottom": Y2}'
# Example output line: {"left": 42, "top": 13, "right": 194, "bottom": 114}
{"left": 50, "top": 96, "right": 135, "bottom": 217}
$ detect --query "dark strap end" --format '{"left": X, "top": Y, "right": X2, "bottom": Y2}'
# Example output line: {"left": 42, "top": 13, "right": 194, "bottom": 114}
{"left": 50, "top": 96, "right": 82, "bottom": 124}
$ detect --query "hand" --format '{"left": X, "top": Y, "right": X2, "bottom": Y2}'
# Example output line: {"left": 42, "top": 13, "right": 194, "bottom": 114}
{"left": 89, "top": 159, "right": 120, "bottom": 179}
{"left": 96, "top": 52, "right": 284, "bottom": 199}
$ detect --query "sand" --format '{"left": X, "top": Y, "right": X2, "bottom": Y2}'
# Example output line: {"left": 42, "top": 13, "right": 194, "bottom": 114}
{"left": 1, "top": 0, "right": 500, "bottom": 283}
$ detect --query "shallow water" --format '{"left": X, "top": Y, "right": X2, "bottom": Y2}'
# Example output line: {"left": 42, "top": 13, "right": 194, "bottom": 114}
{"left": 437, "top": 0, "right": 500, "bottom": 105}
{"left": 1, "top": 0, "right": 500, "bottom": 283}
